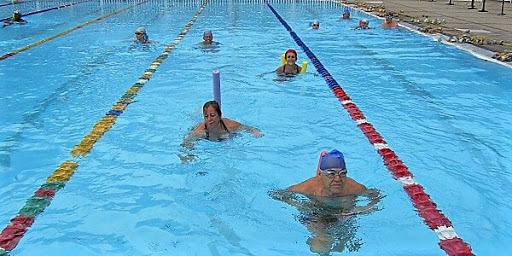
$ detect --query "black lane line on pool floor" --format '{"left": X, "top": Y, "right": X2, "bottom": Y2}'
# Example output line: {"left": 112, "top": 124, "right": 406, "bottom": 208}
{"left": 0, "top": 0, "right": 147, "bottom": 61}
{"left": 0, "top": 1, "right": 209, "bottom": 254}
{"left": 264, "top": 1, "right": 474, "bottom": 255}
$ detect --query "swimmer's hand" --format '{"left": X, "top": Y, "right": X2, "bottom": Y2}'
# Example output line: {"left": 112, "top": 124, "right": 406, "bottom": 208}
{"left": 258, "top": 71, "right": 275, "bottom": 78}
{"left": 341, "top": 188, "right": 383, "bottom": 216}
{"left": 178, "top": 153, "right": 196, "bottom": 163}
{"left": 252, "top": 129, "right": 263, "bottom": 138}
{"left": 239, "top": 125, "right": 262, "bottom": 138}
{"left": 341, "top": 205, "right": 374, "bottom": 216}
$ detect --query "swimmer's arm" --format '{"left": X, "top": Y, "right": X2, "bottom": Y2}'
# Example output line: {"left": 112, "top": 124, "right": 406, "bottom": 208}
{"left": 275, "top": 65, "right": 285, "bottom": 73}
{"left": 180, "top": 124, "right": 205, "bottom": 149}
{"left": 287, "top": 178, "right": 316, "bottom": 195}
{"left": 269, "top": 189, "right": 303, "bottom": 209}
{"left": 225, "top": 119, "right": 262, "bottom": 137}
{"left": 239, "top": 124, "right": 262, "bottom": 137}
{"left": 180, "top": 134, "right": 197, "bottom": 150}
{"left": 342, "top": 188, "right": 383, "bottom": 216}
{"left": 258, "top": 70, "right": 277, "bottom": 78}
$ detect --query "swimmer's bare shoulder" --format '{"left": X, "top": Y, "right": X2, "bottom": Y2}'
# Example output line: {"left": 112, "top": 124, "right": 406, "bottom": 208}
{"left": 287, "top": 177, "right": 319, "bottom": 195}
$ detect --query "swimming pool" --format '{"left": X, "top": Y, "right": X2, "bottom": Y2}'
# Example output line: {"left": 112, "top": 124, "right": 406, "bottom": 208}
{"left": 1, "top": 0, "right": 512, "bottom": 255}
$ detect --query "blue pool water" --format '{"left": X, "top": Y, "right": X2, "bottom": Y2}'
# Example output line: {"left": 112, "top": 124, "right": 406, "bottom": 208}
{"left": 1, "top": 0, "right": 512, "bottom": 255}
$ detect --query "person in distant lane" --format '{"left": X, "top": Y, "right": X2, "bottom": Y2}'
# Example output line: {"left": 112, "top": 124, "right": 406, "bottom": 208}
{"left": 381, "top": 15, "right": 398, "bottom": 28}
{"left": 341, "top": 9, "right": 351, "bottom": 20}
{"left": 133, "top": 26, "right": 151, "bottom": 43}
{"left": 355, "top": 19, "right": 370, "bottom": 30}
{"left": 2, "top": 10, "right": 27, "bottom": 28}
{"left": 275, "top": 49, "right": 302, "bottom": 76}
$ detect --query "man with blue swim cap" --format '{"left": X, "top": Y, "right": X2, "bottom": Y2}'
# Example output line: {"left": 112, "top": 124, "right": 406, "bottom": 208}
{"left": 319, "top": 149, "right": 346, "bottom": 170}
{"left": 276, "top": 149, "right": 380, "bottom": 254}
{"left": 288, "top": 149, "right": 367, "bottom": 197}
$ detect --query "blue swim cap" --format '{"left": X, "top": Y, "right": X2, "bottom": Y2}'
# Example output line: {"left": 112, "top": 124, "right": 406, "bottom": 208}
{"left": 343, "top": 8, "right": 350, "bottom": 14}
{"left": 320, "top": 150, "right": 346, "bottom": 170}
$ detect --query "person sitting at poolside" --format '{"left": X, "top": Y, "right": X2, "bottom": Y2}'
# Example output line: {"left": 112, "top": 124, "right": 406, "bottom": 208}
{"left": 181, "top": 100, "right": 261, "bottom": 148}
{"left": 133, "top": 26, "right": 150, "bottom": 43}
{"left": 199, "top": 30, "right": 216, "bottom": 46}
{"left": 310, "top": 19, "right": 320, "bottom": 30}
{"left": 381, "top": 14, "right": 398, "bottom": 28}
{"left": 271, "top": 149, "right": 381, "bottom": 254}
{"left": 341, "top": 8, "right": 351, "bottom": 20}
{"left": 2, "top": 10, "right": 27, "bottom": 28}
{"left": 354, "top": 19, "right": 370, "bottom": 30}
{"left": 275, "top": 49, "right": 302, "bottom": 76}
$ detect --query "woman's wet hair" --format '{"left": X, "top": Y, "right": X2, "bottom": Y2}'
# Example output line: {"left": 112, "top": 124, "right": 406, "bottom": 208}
{"left": 203, "top": 100, "right": 222, "bottom": 117}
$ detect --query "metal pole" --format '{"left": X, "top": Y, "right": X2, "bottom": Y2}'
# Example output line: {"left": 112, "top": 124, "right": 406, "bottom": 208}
{"left": 213, "top": 70, "right": 221, "bottom": 108}
{"left": 468, "top": 0, "right": 476, "bottom": 9}
{"left": 447, "top": 0, "right": 454, "bottom": 5}
{"left": 499, "top": 0, "right": 506, "bottom": 15}
{"left": 479, "top": 0, "right": 488, "bottom": 12}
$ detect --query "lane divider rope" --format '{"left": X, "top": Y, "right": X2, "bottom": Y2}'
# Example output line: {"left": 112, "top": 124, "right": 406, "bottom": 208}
{"left": 0, "top": 1, "right": 24, "bottom": 8}
{"left": 264, "top": 1, "right": 474, "bottom": 255}
{"left": 0, "top": 0, "right": 147, "bottom": 61}
{"left": 1, "top": 0, "right": 92, "bottom": 22}
{"left": 0, "top": 1, "right": 209, "bottom": 254}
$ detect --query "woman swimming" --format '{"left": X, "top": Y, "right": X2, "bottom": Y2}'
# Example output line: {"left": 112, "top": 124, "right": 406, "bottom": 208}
{"left": 275, "top": 49, "right": 302, "bottom": 76}
{"left": 181, "top": 101, "right": 261, "bottom": 149}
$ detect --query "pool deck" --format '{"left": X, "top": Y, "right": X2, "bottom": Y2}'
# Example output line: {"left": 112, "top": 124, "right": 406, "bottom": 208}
{"left": 342, "top": 0, "right": 512, "bottom": 65}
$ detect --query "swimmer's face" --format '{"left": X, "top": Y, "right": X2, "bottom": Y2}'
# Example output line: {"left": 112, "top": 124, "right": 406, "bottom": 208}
{"left": 203, "top": 33, "right": 213, "bottom": 43}
{"left": 285, "top": 53, "right": 297, "bottom": 64}
{"left": 203, "top": 106, "right": 221, "bottom": 128}
{"left": 342, "top": 12, "right": 350, "bottom": 19}
{"left": 386, "top": 16, "right": 393, "bottom": 23}
{"left": 135, "top": 31, "right": 145, "bottom": 41}
{"left": 312, "top": 23, "right": 319, "bottom": 29}
{"left": 320, "top": 168, "right": 347, "bottom": 195}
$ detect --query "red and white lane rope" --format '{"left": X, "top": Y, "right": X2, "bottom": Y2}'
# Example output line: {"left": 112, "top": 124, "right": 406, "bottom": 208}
{"left": 265, "top": 1, "right": 474, "bottom": 255}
